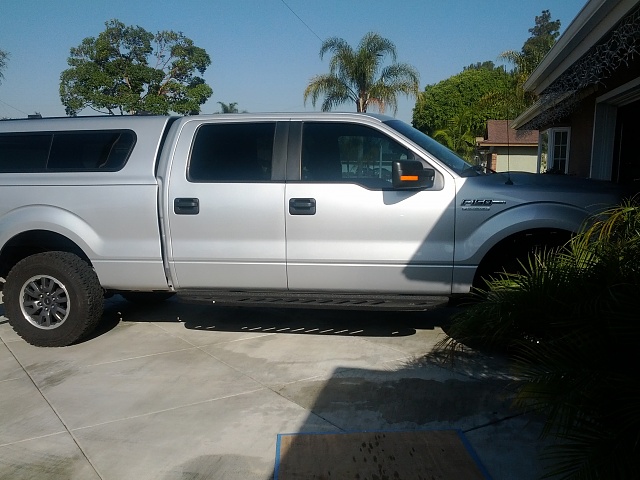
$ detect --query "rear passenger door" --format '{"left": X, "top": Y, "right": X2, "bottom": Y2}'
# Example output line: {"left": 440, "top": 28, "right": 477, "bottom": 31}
{"left": 166, "top": 120, "right": 288, "bottom": 289}
{"left": 284, "top": 121, "right": 456, "bottom": 294}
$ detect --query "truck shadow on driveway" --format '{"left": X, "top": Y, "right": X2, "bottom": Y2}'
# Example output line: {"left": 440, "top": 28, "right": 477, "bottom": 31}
{"left": 94, "top": 296, "right": 458, "bottom": 341}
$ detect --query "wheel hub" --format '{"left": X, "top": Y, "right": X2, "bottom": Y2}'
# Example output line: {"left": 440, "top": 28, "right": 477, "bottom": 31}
{"left": 20, "top": 275, "right": 70, "bottom": 329}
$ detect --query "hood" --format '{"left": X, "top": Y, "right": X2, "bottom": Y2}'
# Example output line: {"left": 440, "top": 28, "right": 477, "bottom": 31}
{"left": 471, "top": 171, "right": 623, "bottom": 194}
{"left": 458, "top": 171, "right": 624, "bottom": 215}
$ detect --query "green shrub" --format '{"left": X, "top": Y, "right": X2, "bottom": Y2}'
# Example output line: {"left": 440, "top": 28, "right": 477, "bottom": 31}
{"left": 438, "top": 201, "right": 640, "bottom": 479}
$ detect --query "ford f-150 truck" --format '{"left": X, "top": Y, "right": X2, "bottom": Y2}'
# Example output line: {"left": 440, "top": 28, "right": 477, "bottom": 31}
{"left": 0, "top": 113, "right": 622, "bottom": 346}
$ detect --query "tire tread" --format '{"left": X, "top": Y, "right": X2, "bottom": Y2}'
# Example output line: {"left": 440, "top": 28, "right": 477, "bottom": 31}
{"left": 4, "top": 252, "right": 103, "bottom": 347}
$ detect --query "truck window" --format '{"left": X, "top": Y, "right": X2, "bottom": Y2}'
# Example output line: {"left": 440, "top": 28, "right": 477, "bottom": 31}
{"left": 188, "top": 123, "right": 275, "bottom": 182}
{"left": 0, "top": 130, "right": 136, "bottom": 172}
{"left": 47, "top": 131, "right": 135, "bottom": 170}
{"left": 0, "top": 133, "right": 50, "bottom": 172}
{"left": 301, "top": 122, "right": 414, "bottom": 189}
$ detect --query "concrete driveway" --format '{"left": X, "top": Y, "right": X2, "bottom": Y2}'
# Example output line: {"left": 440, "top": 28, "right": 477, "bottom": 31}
{"left": 0, "top": 295, "right": 550, "bottom": 479}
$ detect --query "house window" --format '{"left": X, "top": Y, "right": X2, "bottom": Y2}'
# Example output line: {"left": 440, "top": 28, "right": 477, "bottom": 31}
{"left": 539, "top": 128, "right": 570, "bottom": 174}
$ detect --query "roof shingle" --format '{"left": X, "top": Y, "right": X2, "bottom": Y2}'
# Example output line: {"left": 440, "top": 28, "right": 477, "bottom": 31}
{"left": 479, "top": 120, "right": 538, "bottom": 146}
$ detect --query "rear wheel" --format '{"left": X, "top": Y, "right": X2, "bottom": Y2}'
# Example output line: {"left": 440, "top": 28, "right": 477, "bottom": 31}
{"left": 4, "top": 252, "right": 103, "bottom": 347}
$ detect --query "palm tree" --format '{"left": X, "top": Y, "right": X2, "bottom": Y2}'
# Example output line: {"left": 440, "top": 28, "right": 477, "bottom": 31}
{"left": 433, "top": 109, "right": 476, "bottom": 160}
{"left": 497, "top": 50, "right": 537, "bottom": 112}
{"left": 304, "top": 32, "right": 419, "bottom": 115}
{"left": 217, "top": 101, "right": 239, "bottom": 113}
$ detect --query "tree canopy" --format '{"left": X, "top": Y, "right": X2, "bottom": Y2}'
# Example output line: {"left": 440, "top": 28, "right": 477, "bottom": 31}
{"left": 60, "top": 19, "right": 212, "bottom": 116}
{"left": 0, "top": 49, "right": 9, "bottom": 85}
{"left": 412, "top": 9, "right": 561, "bottom": 154}
{"left": 412, "top": 64, "right": 512, "bottom": 137}
{"left": 499, "top": 10, "right": 561, "bottom": 109}
{"left": 304, "top": 32, "right": 419, "bottom": 115}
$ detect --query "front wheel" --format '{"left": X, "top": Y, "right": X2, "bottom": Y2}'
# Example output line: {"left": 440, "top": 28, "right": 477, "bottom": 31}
{"left": 473, "top": 230, "right": 572, "bottom": 290}
{"left": 4, "top": 252, "right": 104, "bottom": 347}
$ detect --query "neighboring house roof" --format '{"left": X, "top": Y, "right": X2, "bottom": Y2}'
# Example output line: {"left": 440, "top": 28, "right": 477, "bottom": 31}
{"left": 477, "top": 120, "right": 538, "bottom": 147}
{"left": 513, "top": 0, "right": 640, "bottom": 129}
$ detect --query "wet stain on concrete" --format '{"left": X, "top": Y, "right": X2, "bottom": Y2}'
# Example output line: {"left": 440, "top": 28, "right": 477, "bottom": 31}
{"left": 25, "top": 361, "right": 79, "bottom": 389}
{"left": 36, "top": 368, "right": 79, "bottom": 389}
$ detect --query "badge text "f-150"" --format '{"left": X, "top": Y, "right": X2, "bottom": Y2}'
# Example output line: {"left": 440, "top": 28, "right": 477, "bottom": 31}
{"left": 461, "top": 199, "right": 507, "bottom": 210}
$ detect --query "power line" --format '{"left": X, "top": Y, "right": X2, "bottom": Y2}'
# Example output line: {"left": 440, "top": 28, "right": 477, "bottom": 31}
{"left": 0, "top": 97, "right": 29, "bottom": 116}
{"left": 280, "top": 0, "right": 323, "bottom": 43}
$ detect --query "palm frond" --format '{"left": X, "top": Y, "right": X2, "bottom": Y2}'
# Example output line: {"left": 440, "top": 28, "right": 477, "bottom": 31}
{"left": 305, "top": 32, "right": 419, "bottom": 113}
{"left": 437, "top": 201, "right": 640, "bottom": 480}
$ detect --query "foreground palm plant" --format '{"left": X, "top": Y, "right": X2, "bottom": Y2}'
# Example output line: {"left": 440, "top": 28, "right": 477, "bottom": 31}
{"left": 438, "top": 201, "right": 640, "bottom": 479}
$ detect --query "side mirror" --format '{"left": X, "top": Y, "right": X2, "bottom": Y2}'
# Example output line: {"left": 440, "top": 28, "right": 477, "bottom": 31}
{"left": 392, "top": 160, "right": 435, "bottom": 189}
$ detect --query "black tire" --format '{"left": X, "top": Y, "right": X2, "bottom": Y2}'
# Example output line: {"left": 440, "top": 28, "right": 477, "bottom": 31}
{"left": 474, "top": 230, "right": 572, "bottom": 290}
{"left": 121, "top": 291, "right": 175, "bottom": 304}
{"left": 4, "top": 252, "right": 103, "bottom": 347}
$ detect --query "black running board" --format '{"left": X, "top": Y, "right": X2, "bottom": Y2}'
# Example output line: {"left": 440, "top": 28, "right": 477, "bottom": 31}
{"left": 176, "top": 290, "right": 449, "bottom": 311}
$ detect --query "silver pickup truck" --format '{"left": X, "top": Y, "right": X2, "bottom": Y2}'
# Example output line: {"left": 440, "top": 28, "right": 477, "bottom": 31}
{"left": 0, "top": 113, "right": 621, "bottom": 346}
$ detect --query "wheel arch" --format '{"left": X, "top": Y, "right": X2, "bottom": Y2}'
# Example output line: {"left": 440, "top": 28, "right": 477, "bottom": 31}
{"left": 0, "top": 230, "right": 91, "bottom": 282}
{"left": 473, "top": 227, "right": 573, "bottom": 287}
{"left": 451, "top": 202, "right": 589, "bottom": 293}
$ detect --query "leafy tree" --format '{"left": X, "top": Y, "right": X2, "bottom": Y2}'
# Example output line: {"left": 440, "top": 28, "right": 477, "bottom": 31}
{"left": 523, "top": 10, "right": 561, "bottom": 70}
{"left": 60, "top": 19, "right": 212, "bottom": 116}
{"left": 412, "top": 64, "right": 512, "bottom": 137}
{"left": 413, "top": 10, "right": 561, "bottom": 149}
{"left": 463, "top": 61, "right": 496, "bottom": 71}
{"left": 432, "top": 108, "right": 477, "bottom": 160}
{"left": 304, "top": 32, "right": 419, "bottom": 115}
{"left": 0, "top": 49, "right": 8, "bottom": 85}
{"left": 499, "top": 10, "right": 561, "bottom": 109}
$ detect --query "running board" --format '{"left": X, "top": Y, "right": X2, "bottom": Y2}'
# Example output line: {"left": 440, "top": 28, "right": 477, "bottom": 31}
{"left": 177, "top": 290, "right": 449, "bottom": 311}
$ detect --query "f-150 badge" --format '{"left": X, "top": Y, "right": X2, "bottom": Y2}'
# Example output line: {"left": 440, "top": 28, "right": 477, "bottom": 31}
{"left": 461, "top": 199, "right": 506, "bottom": 210}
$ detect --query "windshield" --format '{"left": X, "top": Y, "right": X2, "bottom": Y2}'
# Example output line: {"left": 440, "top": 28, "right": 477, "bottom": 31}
{"left": 384, "top": 119, "right": 477, "bottom": 176}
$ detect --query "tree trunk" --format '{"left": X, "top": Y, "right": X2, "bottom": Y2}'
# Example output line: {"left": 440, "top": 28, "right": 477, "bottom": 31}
{"left": 357, "top": 96, "right": 367, "bottom": 112}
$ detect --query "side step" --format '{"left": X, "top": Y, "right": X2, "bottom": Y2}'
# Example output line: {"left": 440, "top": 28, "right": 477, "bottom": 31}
{"left": 177, "top": 290, "right": 449, "bottom": 311}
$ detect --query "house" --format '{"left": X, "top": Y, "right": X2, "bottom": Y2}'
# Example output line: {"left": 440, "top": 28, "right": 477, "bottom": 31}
{"left": 476, "top": 120, "right": 539, "bottom": 172}
{"left": 512, "top": 0, "right": 640, "bottom": 193}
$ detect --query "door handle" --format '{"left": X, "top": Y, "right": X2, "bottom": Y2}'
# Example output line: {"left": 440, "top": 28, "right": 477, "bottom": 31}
{"left": 289, "top": 198, "right": 316, "bottom": 215}
{"left": 174, "top": 198, "right": 200, "bottom": 215}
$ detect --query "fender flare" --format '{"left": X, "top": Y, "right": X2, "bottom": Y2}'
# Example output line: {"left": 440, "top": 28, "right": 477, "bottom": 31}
{"left": 455, "top": 202, "right": 589, "bottom": 265}
{"left": 0, "top": 205, "right": 101, "bottom": 260}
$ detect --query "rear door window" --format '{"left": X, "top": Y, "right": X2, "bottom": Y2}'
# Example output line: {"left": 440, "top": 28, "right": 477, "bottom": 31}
{"left": 188, "top": 123, "right": 276, "bottom": 182}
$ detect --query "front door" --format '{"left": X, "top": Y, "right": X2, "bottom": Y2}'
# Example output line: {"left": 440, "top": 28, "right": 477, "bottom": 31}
{"left": 285, "top": 121, "right": 456, "bottom": 294}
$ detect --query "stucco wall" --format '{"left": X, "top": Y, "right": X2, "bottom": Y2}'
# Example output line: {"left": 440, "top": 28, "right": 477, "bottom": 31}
{"left": 493, "top": 146, "right": 538, "bottom": 172}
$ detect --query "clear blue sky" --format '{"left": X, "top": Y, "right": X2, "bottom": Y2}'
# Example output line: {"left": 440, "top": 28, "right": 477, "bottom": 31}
{"left": 1, "top": 0, "right": 587, "bottom": 123}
